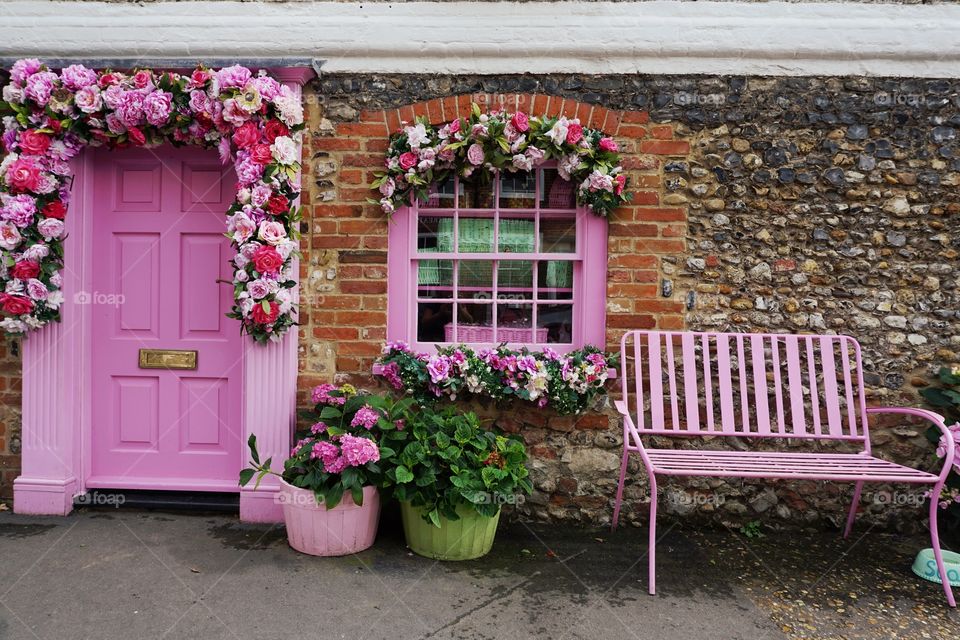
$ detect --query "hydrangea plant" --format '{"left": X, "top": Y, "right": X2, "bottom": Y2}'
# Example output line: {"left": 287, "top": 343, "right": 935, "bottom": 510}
{"left": 241, "top": 383, "right": 413, "bottom": 508}
{"left": 922, "top": 366, "right": 960, "bottom": 531}
{"left": 378, "top": 406, "right": 532, "bottom": 527}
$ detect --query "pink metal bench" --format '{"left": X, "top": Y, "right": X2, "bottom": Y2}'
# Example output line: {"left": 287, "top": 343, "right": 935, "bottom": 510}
{"left": 611, "top": 330, "right": 958, "bottom": 607}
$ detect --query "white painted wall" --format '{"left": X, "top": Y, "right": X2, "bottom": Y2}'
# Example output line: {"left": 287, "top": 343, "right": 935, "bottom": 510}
{"left": 0, "top": 1, "right": 958, "bottom": 77}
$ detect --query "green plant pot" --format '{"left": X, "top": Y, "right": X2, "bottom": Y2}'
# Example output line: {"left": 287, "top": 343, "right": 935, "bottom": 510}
{"left": 400, "top": 501, "right": 501, "bottom": 561}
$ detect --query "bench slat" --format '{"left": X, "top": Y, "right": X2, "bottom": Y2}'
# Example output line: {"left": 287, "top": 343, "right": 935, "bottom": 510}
{"left": 820, "top": 336, "right": 843, "bottom": 437}
{"left": 681, "top": 332, "right": 700, "bottom": 432}
{"left": 785, "top": 335, "right": 807, "bottom": 436}
{"left": 751, "top": 334, "right": 771, "bottom": 435}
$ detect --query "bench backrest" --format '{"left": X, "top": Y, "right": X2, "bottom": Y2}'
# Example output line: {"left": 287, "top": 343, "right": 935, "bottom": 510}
{"left": 619, "top": 330, "right": 871, "bottom": 447}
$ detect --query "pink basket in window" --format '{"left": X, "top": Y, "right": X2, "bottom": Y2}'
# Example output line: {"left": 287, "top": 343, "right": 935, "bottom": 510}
{"left": 444, "top": 323, "right": 548, "bottom": 344}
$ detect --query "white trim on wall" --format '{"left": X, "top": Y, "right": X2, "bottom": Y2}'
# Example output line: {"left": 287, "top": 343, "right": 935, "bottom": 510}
{"left": 0, "top": 1, "right": 959, "bottom": 78}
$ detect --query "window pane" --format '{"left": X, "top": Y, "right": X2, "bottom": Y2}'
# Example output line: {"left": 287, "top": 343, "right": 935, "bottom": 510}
{"left": 457, "top": 302, "right": 493, "bottom": 339}
{"left": 540, "top": 168, "right": 576, "bottom": 209}
{"left": 458, "top": 260, "right": 493, "bottom": 290}
{"left": 539, "top": 260, "right": 573, "bottom": 299}
{"left": 418, "top": 302, "right": 453, "bottom": 343}
{"left": 539, "top": 216, "right": 577, "bottom": 253}
{"left": 499, "top": 171, "right": 537, "bottom": 209}
{"left": 498, "top": 216, "right": 535, "bottom": 253}
{"left": 497, "top": 304, "right": 535, "bottom": 344}
{"left": 422, "top": 176, "right": 458, "bottom": 209}
{"left": 417, "top": 259, "right": 453, "bottom": 299}
{"left": 463, "top": 177, "right": 495, "bottom": 209}
{"left": 498, "top": 259, "right": 533, "bottom": 291}
{"left": 458, "top": 217, "right": 494, "bottom": 253}
{"left": 418, "top": 214, "right": 453, "bottom": 252}
{"left": 537, "top": 304, "right": 573, "bottom": 344}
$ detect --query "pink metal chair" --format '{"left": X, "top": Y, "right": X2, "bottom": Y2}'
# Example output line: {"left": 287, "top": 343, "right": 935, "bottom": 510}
{"left": 611, "top": 330, "right": 958, "bottom": 607}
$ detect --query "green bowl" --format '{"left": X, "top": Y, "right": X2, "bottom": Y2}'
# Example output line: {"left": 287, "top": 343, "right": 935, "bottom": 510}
{"left": 912, "top": 548, "right": 960, "bottom": 586}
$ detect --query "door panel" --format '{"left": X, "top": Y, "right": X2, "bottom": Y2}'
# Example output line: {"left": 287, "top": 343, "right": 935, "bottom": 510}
{"left": 90, "top": 145, "right": 242, "bottom": 491}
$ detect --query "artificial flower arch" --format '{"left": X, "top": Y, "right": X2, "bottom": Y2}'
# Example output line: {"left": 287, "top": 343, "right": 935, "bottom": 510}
{"left": 0, "top": 59, "right": 305, "bottom": 343}
{"left": 372, "top": 103, "right": 631, "bottom": 217}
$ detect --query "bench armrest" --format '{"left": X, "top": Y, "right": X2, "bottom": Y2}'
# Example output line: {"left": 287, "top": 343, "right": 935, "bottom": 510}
{"left": 614, "top": 399, "right": 647, "bottom": 453}
{"left": 867, "top": 406, "right": 956, "bottom": 482}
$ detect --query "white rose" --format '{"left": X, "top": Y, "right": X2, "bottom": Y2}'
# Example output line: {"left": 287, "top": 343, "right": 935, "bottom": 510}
{"left": 257, "top": 220, "right": 287, "bottom": 246}
{"left": 270, "top": 136, "right": 299, "bottom": 165}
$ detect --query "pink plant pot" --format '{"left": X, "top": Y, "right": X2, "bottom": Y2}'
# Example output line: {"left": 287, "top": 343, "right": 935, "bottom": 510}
{"left": 279, "top": 480, "right": 380, "bottom": 556}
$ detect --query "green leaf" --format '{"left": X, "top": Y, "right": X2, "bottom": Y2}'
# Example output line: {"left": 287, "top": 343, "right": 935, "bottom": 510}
{"left": 395, "top": 465, "right": 414, "bottom": 483}
{"left": 247, "top": 434, "right": 260, "bottom": 464}
{"left": 427, "top": 508, "right": 442, "bottom": 528}
{"left": 238, "top": 468, "right": 255, "bottom": 486}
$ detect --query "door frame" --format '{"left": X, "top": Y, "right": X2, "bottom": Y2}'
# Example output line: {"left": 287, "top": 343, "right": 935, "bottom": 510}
{"left": 13, "top": 67, "right": 312, "bottom": 523}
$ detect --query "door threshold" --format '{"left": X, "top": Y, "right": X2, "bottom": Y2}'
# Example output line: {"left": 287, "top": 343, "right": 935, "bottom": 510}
{"left": 76, "top": 489, "right": 240, "bottom": 513}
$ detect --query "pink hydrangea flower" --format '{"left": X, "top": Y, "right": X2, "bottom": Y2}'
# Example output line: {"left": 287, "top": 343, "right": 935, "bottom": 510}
{"left": 339, "top": 434, "right": 380, "bottom": 467}
{"left": 310, "top": 422, "right": 328, "bottom": 434}
{"left": 24, "top": 71, "right": 58, "bottom": 106}
{"left": 350, "top": 405, "right": 381, "bottom": 430}
{"left": 312, "top": 383, "right": 345, "bottom": 406}
{"left": 381, "top": 361, "right": 403, "bottom": 390}
{"left": 143, "top": 90, "right": 173, "bottom": 127}
{"left": 59, "top": 64, "right": 98, "bottom": 91}
{"left": 216, "top": 65, "right": 252, "bottom": 89}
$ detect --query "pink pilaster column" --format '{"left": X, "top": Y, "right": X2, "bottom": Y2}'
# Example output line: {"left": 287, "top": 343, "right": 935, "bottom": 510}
{"left": 239, "top": 67, "right": 314, "bottom": 522}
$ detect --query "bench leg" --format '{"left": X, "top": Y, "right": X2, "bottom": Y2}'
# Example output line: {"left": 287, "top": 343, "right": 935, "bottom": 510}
{"left": 648, "top": 473, "right": 658, "bottom": 596}
{"left": 611, "top": 446, "right": 630, "bottom": 531}
{"left": 929, "top": 492, "right": 957, "bottom": 607}
{"left": 843, "top": 481, "right": 864, "bottom": 539}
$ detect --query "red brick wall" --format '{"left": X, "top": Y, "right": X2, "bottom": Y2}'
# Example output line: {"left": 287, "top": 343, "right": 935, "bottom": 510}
{"left": 0, "top": 337, "right": 21, "bottom": 501}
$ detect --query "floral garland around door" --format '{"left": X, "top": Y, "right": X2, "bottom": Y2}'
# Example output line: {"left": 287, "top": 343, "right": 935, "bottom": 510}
{"left": 372, "top": 103, "right": 631, "bottom": 217}
{"left": 0, "top": 59, "right": 305, "bottom": 344}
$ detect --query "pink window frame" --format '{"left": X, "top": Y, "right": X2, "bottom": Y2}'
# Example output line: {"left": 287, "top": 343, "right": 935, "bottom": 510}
{"left": 386, "top": 171, "right": 608, "bottom": 354}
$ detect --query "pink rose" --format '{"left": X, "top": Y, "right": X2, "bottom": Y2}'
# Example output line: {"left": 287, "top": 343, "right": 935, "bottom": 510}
{"left": 251, "top": 300, "right": 280, "bottom": 325}
{"left": 143, "top": 90, "right": 173, "bottom": 127}
{"left": 230, "top": 212, "right": 256, "bottom": 243}
{"left": 466, "top": 143, "right": 485, "bottom": 166}
{"left": 566, "top": 122, "right": 584, "bottom": 145}
{"left": 511, "top": 112, "right": 529, "bottom": 133}
{"left": 133, "top": 70, "right": 154, "bottom": 90}
{"left": 26, "top": 279, "right": 48, "bottom": 302}
{"left": 599, "top": 137, "right": 618, "bottom": 152}
{"left": 448, "top": 118, "right": 461, "bottom": 134}
{"left": 37, "top": 218, "right": 65, "bottom": 240}
{"left": 0, "top": 222, "right": 23, "bottom": 250}
{"left": 5, "top": 159, "right": 42, "bottom": 193}
{"left": 0, "top": 294, "right": 34, "bottom": 316}
{"left": 18, "top": 130, "right": 50, "bottom": 155}
{"left": 398, "top": 152, "right": 418, "bottom": 171}
{"left": 614, "top": 174, "right": 626, "bottom": 195}
{"left": 250, "top": 143, "right": 272, "bottom": 165}
{"left": 127, "top": 127, "right": 146, "bottom": 146}
{"left": 74, "top": 86, "right": 103, "bottom": 114}
{"left": 232, "top": 122, "right": 260, "bottom": 149}
{"left": 257, "top": 220, "right": 287, "bottom": 245}
{"left": 11, "top": 260, "right": 40, "bottom": 280}
{"left": 252, "top": 245, "right": 284, "bottom": 275}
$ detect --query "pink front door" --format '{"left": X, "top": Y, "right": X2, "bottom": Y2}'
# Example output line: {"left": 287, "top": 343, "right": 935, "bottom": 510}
{"left": 89, "top": 145, "right": 243, "bottom": 492}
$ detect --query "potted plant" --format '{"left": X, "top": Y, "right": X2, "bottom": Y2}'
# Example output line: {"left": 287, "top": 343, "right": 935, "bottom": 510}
{"left": 380, "top": 406, "right": 533, "bottom": 560}
{"left": 241, "top": 383, "right": 410, "bottom": 556}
